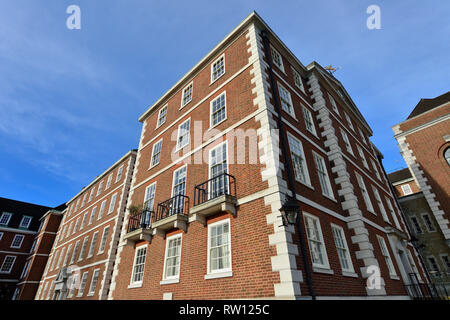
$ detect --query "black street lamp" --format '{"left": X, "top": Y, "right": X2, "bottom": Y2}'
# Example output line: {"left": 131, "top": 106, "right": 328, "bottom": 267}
{"left": 280, "top": 198, "right": 299, "bottom": 226}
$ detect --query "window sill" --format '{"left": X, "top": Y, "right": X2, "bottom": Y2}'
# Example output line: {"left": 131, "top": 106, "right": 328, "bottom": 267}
{"left": 208, "top": 117, "right": 227, "bottom": 131}
{"left": 148, "top": 163, "right": 160, "bottom": 171}
{"left": 390, "top": 274, "right": 400, "bottom": 280}
{"left": 322, "top": 193, "right": 337, "bottom": 203}
{"left": 179, "top": 102, "right": 191, "bottom": 111}
{"left": 342, "top": 271, "right": 358, "bottom": 278}
{"left": 160, "top": 278, "right": 180, "bottom": 285}
{"left": 313, "top": 266, "right": 334, "bottom": 275}
{"left": 209, "top": 73, "right": 225, "bottom": 86}
{"left": 296, "top": 181, "right": 314, "bottom": 191}
{"left": 128, "top": 282, "right": 142, "bottom": 289}
{"left": 204, "top": 271, "right": 233, "bottom": 280}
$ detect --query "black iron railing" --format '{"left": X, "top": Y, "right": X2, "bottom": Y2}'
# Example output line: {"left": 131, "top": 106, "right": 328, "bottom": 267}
{"left": 405, "top": 282, "right": 450, "bottom": 300}
{"left": 154, "top": 194, "right": 189, "bottom": 222}
{"left": 127, "top": 209, "right": 153, "bottom": 233}
{"left": 194, "top": 173, "right": 236, "bottom": 206}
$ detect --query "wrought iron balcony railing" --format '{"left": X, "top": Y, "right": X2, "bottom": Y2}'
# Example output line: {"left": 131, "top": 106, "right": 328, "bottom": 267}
{"left": 154, "top": 194, "right": 189, "bottom": 223}
{"left": 194, "top": 172, "right": 236, "bottom": 207}
{"left": 127, "top": 209, "right": 154, "bottom": 233}
{"left": 405, "top": 282, "right": 450, "bottom": 300}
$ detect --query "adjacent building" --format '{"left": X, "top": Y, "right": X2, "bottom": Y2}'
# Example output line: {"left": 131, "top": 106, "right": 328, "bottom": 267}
{"left": 35, "top": 150, "right": 137, "bottom": 300}
{"left": 104, "top": 12, "right": 426, "bottom": 300}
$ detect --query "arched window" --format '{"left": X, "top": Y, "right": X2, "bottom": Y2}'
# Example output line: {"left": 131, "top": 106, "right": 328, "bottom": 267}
{"left": 444, "top": 147, "right": 450, "bottom": 166}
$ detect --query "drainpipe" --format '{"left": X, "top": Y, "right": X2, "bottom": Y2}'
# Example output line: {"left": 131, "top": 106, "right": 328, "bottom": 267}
{"left": 377, "top": 155, "right": 433, "bottom": 285}
{"left": 260, "top": 29, "right": 316, "bottom": 300}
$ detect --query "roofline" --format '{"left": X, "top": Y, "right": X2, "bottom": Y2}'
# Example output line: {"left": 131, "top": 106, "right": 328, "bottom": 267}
{"left": 39, "top": 209, "right": 63, "bottom": 221}
{"left": 390, "top": 177, "right": 414, "bottom": 186}
{"left": 393, "top": 100, "right": 449, "bottom": 129}
{"left": 66, "top": 149, "right": 137, "bottom": 205}
{"left": 138, "top": 11, "right": 309, "bottom": 123}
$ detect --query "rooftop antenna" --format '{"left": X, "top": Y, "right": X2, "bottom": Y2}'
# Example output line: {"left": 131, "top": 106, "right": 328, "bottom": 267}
{"left": 325, "top": 65, "right": 342, "bottom": 74}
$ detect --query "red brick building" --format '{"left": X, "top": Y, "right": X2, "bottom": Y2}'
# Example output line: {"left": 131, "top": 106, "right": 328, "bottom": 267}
{"left": 393, "top": 92, "right": 450, "bottom": 247}
{"left": 0, "top": 197, "right": 59, "bottom": 300}
{"left": 35, "top": 150, "right": 137, "bottom": 300}
{"left": 105, "top": 12, "right": 425, "bottom": 300}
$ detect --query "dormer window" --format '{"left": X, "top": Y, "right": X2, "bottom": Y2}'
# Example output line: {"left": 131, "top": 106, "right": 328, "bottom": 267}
{"left": 19, "top": 216, "right": 32, "bottom": 229}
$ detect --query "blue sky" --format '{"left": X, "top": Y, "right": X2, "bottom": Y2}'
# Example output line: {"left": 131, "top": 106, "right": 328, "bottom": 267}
{"left": 1, "top": 1, "right": 449, "bottom": 207}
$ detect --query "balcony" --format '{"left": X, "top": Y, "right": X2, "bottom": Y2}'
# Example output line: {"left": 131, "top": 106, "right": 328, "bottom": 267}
{"left": 190, "top": 173, "right": 237, "bottom": 224}
{"left": 123, "top": 208, "right": 153, "bottom": 245}
{"left": 405, "top": 282, "right": 450, "bottom": 300}
{"left": 151, "top": 194, "right": 189, "bottom": 237}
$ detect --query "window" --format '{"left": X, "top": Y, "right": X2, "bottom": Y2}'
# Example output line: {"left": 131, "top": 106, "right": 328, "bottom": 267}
{"left": 81, "top": 211, "right": 88, "bottom": 230}
{"left": 51, "top": 250, "right": 59, "bottom": 271}
{"left": 328, "top": 93, "right": 339, "bottom": 115}
{"left": 20, "top": 260, "right": 31, "bottom": 279}
{"left": 444, "top": 147, "right": 450, "bottom": 166}
{"left": 313, "top": 153, "right": 334, "bottom": 199}
{"left": 150, "top": 139, "right": 163, "bottom": 168}
{"left": 176, "top": 118, "right": 190, "bottom": 150}
{"left": 172, "top": 166, "right": 187, "bottom": 214}
{"left": 302, "top": 106, "right": 317, "bottom": 136}
{"left": 12, "top": 287, "right": 20, "bottom": 300}
{"left": 331, "top": 224, "right": 354, "bottom": 273}
{"left": 67, "top": 274, "right": 78, "bottom": 298}
{"left": 116, "top": 165, "right": 124, "bottom": 182}
{"left": 1, "top": 256, "right": 16, "bottom": 273}
{"left": 105, "top": 174, "right": 113, "bottom": 190}
{"left": 270, "top": 46, "right": 284, "bottom": 72}
{"left": 207, "top": 219, "right": 231, "bottom": 274}
{"left": 377, "top": 235, "right": 396, "bottom": 276}
{"left": 108, "top": 194, "right": 117, "bottom": 214}
{"left": 163, "top": 234, "right": 182, "bottom": 280}
{"left": 77, "top": 271, "right": 89, "bottom": 297}
{"left": 131, "top": 246, "right": 147, "bottom": 284}
{"left": 67, "top": 221, "right": 73, "bottom": 238}
{"left": 57, "top": 247, "right": 66, "bottom": 269}
{"left": 78, "top": 236, "right": 89, "bottom": 261}
{"left": 0, "top": 212, "right": 12, "bottom": 226}
{"left": 304, "top": 213, "right": 329, "bottom": 269}
{"left": 292, "top": 68, "right": 305, "bottom": 93}
{"left": 357, "top": 146, "right": 369, "bottom": 169}
{"left": 341, "top": 129, "right": 354, "bottom": 155}
{"left": 181, "top": 82, "right": 193, "bottom": 108}
{"left": 73, "top": 217, "right": 80, "bottom": 234}
{"left": 157, "top": 105, "right": 167, "bottom": 128}
{"left": 385, "top": 196, "right": 401, "bottom": 230}
{"left": 87, "top": 231, "right": 99, "bottom": 258}
{"left": 63, "top": 244, "right": 72, "bottom": 266}
{"left": 75, "top": 198, "right": 80, "bottom": 211}
{"left": 89, "top": 207, "right": 97, "bottom": 225}
{"left": 144, "top": 182, "right": 157, "bottom": 211}
{"left": 427, "top": 256, "right": 440, "bottom": 273}
{"left": 19, "top": 216, "right": 32, "bottom": 229}
{"left": 81, "top": 194, "right": 87, "bottom": 208}
{"left": 98, "top": 226, "right": 110, "bottom": 254}
{"left": 277, "top": 82, "right": 295, "bottom": 118}
{"left": 401, "top": 184, "right": 413, "bottom": 196}
{"left": 211, "top": 54, "right": 225, "bottom": 82}
{"left": 97, "top": 181, "right": 103, "bottom": 196}
{"left": 209, "top": 142, "right": 228, "bottom": 199}
{"left": 11, "top": 234, "right": 24, "bottom": 248}
{"left": 41, "top": 283, "right": 49, "bottom": 300}
{"left": 30, "top": 239, "right": 38, "bottom": 253}
{"left": 406, "top": 250, "right": 422, "bottom": 281}
{"left": 88, "top": 188, "right": 95, "bottom": 202}
{"left": 356, "top": 173, "right": 374, "bottom": 213}
{"left": 344, "top": 112, "right": 354, "bottom": 131}
{"left": 70, "top": 241, "right": 80, "bottom": 264}
{"left": 421, "top": 214, "right": 436, "bottom": 232}
{"left": 410, "top": 216, "right": 423, "bottom": 234}
{"left": 287, "top": 134, "right": 311, "bottom": 186}
{"left": 98, "top": 200, "right": 107, "bottom": 220}
{"left": 210, "top": 92, "right": 227, "bottom": 127}
{"left": 0, "top": 232, "right": 3, "bottom": 240}
{"left": 372, "top": 187, "right": 389, "bottom": 223}
{"left": 441, "top": 255, "right": 450, "bottom": 272}
{"left": 358, "top": 128, "right": 367, "bottom": 145}
{"left": 88, "top": 269, "right": 100, "bottom": 296}
{"left": 371, "top": 159, "right": 382, "bottom": 180}
{"left": 46, "top": 281, "right": 54, "bottom": 300}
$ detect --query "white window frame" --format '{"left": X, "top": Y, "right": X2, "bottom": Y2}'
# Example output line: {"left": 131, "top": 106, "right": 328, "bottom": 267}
{"left": 73, "top": 217, "right": 80, "bottom": 234}
{"left": 162, "top": 233, "right": 183, "bottom": 281}
{"left": 63, "top": 244, "right": 72, "bottom": 267}
{"left": 81, "top": 211, "right": 88, "bottom": 230}
{"left": 130, "top": 245, "right": 148, "bottom": 285}
{"left": 0, "top": 232, "right": 3, "bottom": 240}
{"left": 372, "top": 186, "right": 389, "bottom": 223}
{"left": 356, "top": 173, "right": 374, "bottom": 213}
{"left": 210, "top": 53, "right": 225, "bottom": 83}
{"left": 89, "top": 207, "right": 97, "bottom": 225}
{"left": 70, "top": 241, "right": 80, "bottom": 265}
{"left": 20, "top": 260, "right": 31, "bottom": 279}
{"left": 303, "top": 212, "right": 330, "bottom": 269}
{"left": 406, "top": 249, "right": 422, "bottom": 281}
{"left": 328, "top": 93, "right": 339, "bottom": 115}
{"left": 108, "top": 194, "right": 117, "bottom": 214}
{"left": 150, "top": 139, "right": 163, "bottom": 168}
{"left": 88, "top": 268, "right": 100, "bottom": 296}
{"left": 156, "top": 104, "right": 168, "bottom": 128}
{"left": 81, "top": 194, "right": 87, "bottom": 208}
{"left": 88, "top": 188, "right": 95, "bottom": 202}
{"left": 206, "top": 218, "right": 232, "bottom": 276}
{"left": 0, "top": 212, "right": 12, "bottom": 226}
{"left": 98, "top": 200, "right": 107, "bottom": 220}
{"left": 208, "top": 141, "right": 229, "bottom": 200}
{"left": 12, "top": 287, "right": 20, "bottom": 300}
{"left": 401, "top": 184, "right": 413, "bottom": 196}
{"left": 180, "top": 81, "right": 193, "bottom": 108}
{"left": 50, "top": 250, "right": 59, "bottom": 271}
{"left": 410, "top": 216, "right": 423, "bottom": 234}
{"left": 440, "top": 254, "right": 450, "bottom": 273}
{"left": 292, "top": 67, "right": 305, "bottom": 93}
{"left": 176, "top": 118, "right": 191, "bottom": 150}
{"left": 341, "top": 129, "right": 354, "bottom": 155}
{"left": 331, "top": 224, "right": 355, "bottom": 273}
{"left": 357, "top": 146, "right": 369, "bottom": 169}
{"left": 11, "top": 234, "right": 25, "bottom": 249}
{"left": 270, "top": 45, "right": 284, "bottom": 72}
{"left": 313, "top": 152, "right": 335, "bottom": 200}
{"left": 105, "top": 174, "right": 113, "bottom": 190}
{"left": 144, "top": 182, "right": 157, "bottom": 211}
{"left": 287, "top": 133, "right": 312, "bottom": 187}
{"left": 377, "top": 235, "right": 397, "bottom": 276}
{"left": 210, "top": 91, "right": 227, "bottom": 128}
{"left": 116, "top": 165, "right": 124, "bottom": 182}
{"left": 385, "top": 197, "right": 401, "bottom": 230}
{"left": 77, "top": 271, "right": 89, "bottom": 297}
{"left": 358, "top": 128, "right": 367, "bottom": 145}
{"left": 427, "top": 255, "right": 440, "bottom": 273}
{"left": 344, "top": 112, "right": 354, "bottom": 131}
{"left": 421, "top": 213, "right": 436, "bottom": 232}
{"left": 19, "top": 216, "right": 32, "bottom": 229}
{"left": 302, "top": 106, "right": 317, "bottom": 136}
{"left": 98, "top": 226, "right": 110, "bottom": 255}
{"left": 87, "top": 231, "right": 99, "bottom": 258}
{"left": 371, "top": 159, "right": 382, "bottom": 180}
{"left": 78, "top": 236, "right": 89, "bottom": 261}
{"left": 0, "top": 255, "right": 16, "bottom": 274}
{"left": 97, "top": 181, "right": 104, "bottom": 196}
{"left": 277, "top": 82, "right": 296, "bottom": 118}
